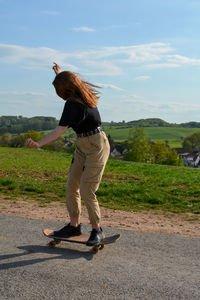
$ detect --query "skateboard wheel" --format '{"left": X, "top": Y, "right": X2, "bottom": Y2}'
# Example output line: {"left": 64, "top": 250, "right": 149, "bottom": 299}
{"left": 99, "top": 244, "right": 104, "bottom": 250}
{"left": 91, "top": 246, "right": 99, "bottom": 254}
{"left": 48, "top": 241, "right": 56, "bottom": 248}
{"left": 55, "top": 239, "right": 61, "bottom": 245}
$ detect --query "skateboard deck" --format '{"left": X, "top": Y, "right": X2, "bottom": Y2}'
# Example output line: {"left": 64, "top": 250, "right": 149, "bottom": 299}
{"left": 43, "top": 229, "right": 120, "bottom": 254}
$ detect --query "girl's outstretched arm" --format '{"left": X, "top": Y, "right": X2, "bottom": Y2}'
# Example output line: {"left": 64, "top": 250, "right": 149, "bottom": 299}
{"left": 26, "top": 125, "right": 68, "bottom": 148}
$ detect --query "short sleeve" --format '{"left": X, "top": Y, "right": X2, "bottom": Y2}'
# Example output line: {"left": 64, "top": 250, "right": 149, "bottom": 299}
{"left": 59, "top": 101, "right": 85, "bottom": 127}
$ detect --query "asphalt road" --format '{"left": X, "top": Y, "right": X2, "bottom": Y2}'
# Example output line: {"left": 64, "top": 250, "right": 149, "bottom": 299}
{"left": 0, "top": 214, "right": 200, "bottom": 300}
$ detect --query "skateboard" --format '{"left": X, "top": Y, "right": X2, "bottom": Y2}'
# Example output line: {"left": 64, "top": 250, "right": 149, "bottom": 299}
{"left": 43, "top": 229, "right": 120, "bottom": 254}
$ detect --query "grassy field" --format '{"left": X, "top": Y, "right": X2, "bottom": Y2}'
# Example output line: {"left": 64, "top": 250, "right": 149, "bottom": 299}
{"left": 103, "top": 126, "right": 200, "bottom": 148}
{"left": 41, "top": 126, "right": 200, "bottom": 148}
{"left": 0, "top": 147, "right": 200, "bottom": 220}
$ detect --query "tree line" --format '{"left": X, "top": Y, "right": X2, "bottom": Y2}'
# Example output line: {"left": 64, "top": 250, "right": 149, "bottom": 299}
{"left": 1, "top": 116, "right": 200, "bottom": 134}
{"left": 0, "top": 116, "right": 57, "bottom": 134}
{"left": 105, "top": 118, "right": 200, "bottom": 129}
{"left": 0, "top": 130, "right": 75, "bottom": 154}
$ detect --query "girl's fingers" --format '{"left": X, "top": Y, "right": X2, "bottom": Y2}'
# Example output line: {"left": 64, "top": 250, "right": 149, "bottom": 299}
{"left": 26, "top": 138, "right": 38, "bottom": 148}
{"left": 25, "top": 139, "right": 30, "bottom": 146}
{"left": 52, "top": 62, "right": 60, "bottom": 71}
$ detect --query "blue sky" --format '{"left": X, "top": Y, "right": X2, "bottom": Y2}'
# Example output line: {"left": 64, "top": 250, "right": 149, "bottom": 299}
{"left": 1, "top": 0, "right": 200, "bottom": 123}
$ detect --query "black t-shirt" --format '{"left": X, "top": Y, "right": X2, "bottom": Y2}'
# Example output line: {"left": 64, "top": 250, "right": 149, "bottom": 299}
{"left": 59, "top": 100, "right": 101, "bottom": 134}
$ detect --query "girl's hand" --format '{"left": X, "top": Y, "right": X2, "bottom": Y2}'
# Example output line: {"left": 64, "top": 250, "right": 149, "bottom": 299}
{"left": 25, "top": 138, "right": 40, "bottom": 148}
{"left": 52, "top": 62, "right": 61, "bottom": 75}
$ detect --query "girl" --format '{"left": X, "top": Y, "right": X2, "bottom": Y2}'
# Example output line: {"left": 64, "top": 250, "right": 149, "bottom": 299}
{"left": 26, "top": 63, "right": 110, "bottom": 246}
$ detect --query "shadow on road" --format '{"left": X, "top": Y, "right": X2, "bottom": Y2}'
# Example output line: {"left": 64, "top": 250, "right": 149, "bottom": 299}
{"left": 0, "top": 244, "right": 93, "bottom": 270}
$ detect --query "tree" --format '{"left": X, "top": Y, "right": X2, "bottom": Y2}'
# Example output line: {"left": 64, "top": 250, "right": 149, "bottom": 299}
{"left": 0, "top": 133, "right": 12, "bottom": 146}
{"left": 47, "top": 138, "right": 65, "bottom": 152}
{"left": 150, "top": 141, "right": 170, "bottom": 164}
{"left": 162, "top": 149, "right": 183, "bottom": 166}
{"left": 151, "top": 141, "right": 181, "bottom": 166}
{"left": 23, "top": 130, "right": 43, "bottom": 142}
{"left": 124, "top": 128, "right": 151, "bottom": 162}
{"left": 10, "top": 134, "right": 25, "bottom": 148}
{"left": 182, "top": 132, "right": 200, "bottom": 152}
{"left": 0, "top": 116, "right": 57, "bottom": 134}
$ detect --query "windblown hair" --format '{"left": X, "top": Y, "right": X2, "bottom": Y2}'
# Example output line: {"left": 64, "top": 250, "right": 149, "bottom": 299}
{"left": 52, "top": 71, "right": 100, "bottom": 108}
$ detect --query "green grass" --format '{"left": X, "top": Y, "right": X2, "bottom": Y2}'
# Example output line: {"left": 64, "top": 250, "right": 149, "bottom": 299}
{"left": 102, "top": 126, "right": 200, "bottom": 148}
{"left": 40, "top": 126, "right": 200, "bottom": 148}
{"left": 0, "top": 147, "right": 200, "bottom": 219}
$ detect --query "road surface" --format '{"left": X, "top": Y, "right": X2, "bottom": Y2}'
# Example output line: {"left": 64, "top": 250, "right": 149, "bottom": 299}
{"left": 0, "top": 215, "right": 200, "bottom": 300}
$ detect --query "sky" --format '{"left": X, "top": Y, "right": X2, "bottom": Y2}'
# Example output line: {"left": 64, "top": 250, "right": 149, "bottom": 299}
{"left": 1, "top": 0, "right": 200, "bottom": 123}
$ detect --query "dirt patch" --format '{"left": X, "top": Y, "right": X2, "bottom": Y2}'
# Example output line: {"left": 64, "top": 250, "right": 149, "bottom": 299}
{"left": 0, "top": 195, "right": 199, "bottom": 238}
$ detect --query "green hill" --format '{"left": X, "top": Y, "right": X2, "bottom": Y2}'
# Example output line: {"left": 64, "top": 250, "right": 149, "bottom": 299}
{"left": 41, "top": 125, "right": 200, "bottom": 149}
{"left": 103, "top": 118, "right": 200, "bottom": 128}
{"left": 102, "top": 126, "right": 200, "bottom": 148}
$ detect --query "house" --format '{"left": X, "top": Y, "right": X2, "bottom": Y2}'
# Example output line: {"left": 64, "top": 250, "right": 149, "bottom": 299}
{"left": 179, "top": 152, "right": 200, "bottom": 168}
{"left": 110, "top": 148, "right": 122, "bottom": 157}
{"left": 64, "top": 140, "right": 74, "bottom": 147}
{"left": 110, "top": 143, "right": 127, "bottom": 158}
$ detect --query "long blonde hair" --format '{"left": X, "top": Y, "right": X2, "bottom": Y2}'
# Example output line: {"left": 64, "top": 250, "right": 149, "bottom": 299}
{"left": 52, "top": 71, "right": 100, "bottom": 108}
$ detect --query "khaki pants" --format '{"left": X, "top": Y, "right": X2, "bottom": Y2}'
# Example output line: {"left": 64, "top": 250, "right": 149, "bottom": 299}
{"left": 66, "top": 131, "right": 110, "bottom": 225}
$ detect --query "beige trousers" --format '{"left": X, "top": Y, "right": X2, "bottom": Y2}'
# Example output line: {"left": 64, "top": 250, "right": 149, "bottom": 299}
{"left": 66, "top": 131, "right": 110, "bottom": 225}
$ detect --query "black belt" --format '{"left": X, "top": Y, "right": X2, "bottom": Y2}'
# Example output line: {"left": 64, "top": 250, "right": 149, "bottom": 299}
{"left": 76, "top": 127, "right": 103, "bottom": 138}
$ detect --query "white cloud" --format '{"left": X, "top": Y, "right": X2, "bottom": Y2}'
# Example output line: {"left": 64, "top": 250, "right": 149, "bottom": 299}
{"left": 134, "top": 75, "right": 151, "bottom": 81}
{"left": 0, "top": 90, "right": 63, "bottom": 118}
{"left": 41, "top": 10, "right": 60, "bottom": 15}
{"left": 114, "top": 43, "right": 174, "bottom": 64}
{"left": 2, "top": 89, "right": 200, "bottom": 123}
{"left": 83, "top": 60, "right": 123, "bottom": 76}
{"left": 99, "top": 96, "right": 200, "bottom": 123}
{"left": 0, "top": 44, "right": 78, "bottom": 71}
{"left": 167, "top": 54, "right": 200, "bottom": 65}
{"left": 96, "top": 83, "right": 124, "bottom": 91}
{"left": 1, "top": 42, "right": 200, "bottom": 77}
{"left": 121, "top": 98, "right": 200, "bottom": 114}
{"left": 143, "top": 63, "right": 180, "bottom": 69}
{"left": 127, "top": 94, "right": 142, "bottom": 100}
{"left": 144, "top": 54, "right": 200, "bottom": 69}
{"left": 0, "top": 91, "right": 49, "bottom": 96}
{"left": 72, "top": 27, "right": 96, "bottom": 32}
{"left": 18, "top": 26, "right": 28, "bottom": 31}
